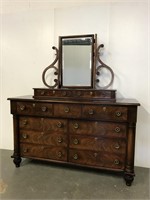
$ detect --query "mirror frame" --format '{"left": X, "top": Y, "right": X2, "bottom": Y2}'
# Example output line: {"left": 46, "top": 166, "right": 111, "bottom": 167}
{"left": 58, "top": 34, "right": 96, "bottom": 89}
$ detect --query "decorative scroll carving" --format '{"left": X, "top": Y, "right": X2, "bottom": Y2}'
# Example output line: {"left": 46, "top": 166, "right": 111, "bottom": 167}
{"left": 42, "top": 46, "right": 59, "bottom": 88}
{"left": 96, "top": 44, "right": 114, "bottom": 89}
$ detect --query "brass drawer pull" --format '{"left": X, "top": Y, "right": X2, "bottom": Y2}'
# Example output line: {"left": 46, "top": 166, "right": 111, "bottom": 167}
{"left": 114, "top": 159, "right": 120, "bottom": 165}
{"left": 73, "top": 154, "right": 78, "bottom": 160}
{"left": 20, "top": 105, "right": 26, "bottom": 111}
{"left": 73, "top": 139, "right": 79, "bottom": 145}
{"left": 22, "top": 120, "right": 27, "bottom": 126}
{"left": 73, "top": 123, "right": 79, "bottom": 129}
{"left": 57, "top": 121, "right": 62, "bottom": 128}
{"left": 22, "top": 134, "right": 28, "bottom": 139}
{"left": 64, "top": 107, "right": 70, "bottom": 113}
{"left": 23, "top": 148, "right": 28, "bottom": 153}
{"left": 115, "top": 127, "right": 121, "bottom": 133}
{"left": 76, "top": 91, "right": 81, "bottom": 96}
{"left": 41, "top": 91, "right": 45, "bottom": 95}
{"left": 94, "top": 152, "right": 98, "bottom": 157}
{"left": 57, "top": 151, "right": 62, "bottom": 158}
{"left": 88, "top": 109, "right": 94, "bottom": 115}
{"left": 115, "top": 111, "right": 122, "bottom": 117}
{"left": 114, "top": 143, "right": 120, "bottom": 149}
{"left": 57, "top": 137, "right": 63, "bottom": 143}
{"left": 41, "top": 106, "right": 47, "bottom": 112}
{"left": 62, "top": 91, "right": 67, "bottom": 96}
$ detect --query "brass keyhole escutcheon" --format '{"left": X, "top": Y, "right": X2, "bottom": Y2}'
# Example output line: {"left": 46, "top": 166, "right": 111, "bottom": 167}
{"left": 115, "top": 127, "right": 120, "bottom": 133}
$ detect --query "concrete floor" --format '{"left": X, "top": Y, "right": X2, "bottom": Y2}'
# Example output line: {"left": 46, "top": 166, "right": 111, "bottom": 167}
{"left": 0, "top": 149, "right": 149, "bottom": 200}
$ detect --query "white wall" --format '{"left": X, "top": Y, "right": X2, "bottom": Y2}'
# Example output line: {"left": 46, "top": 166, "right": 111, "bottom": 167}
{"left": 1, "top": 1, "right": 150, "bottom": 168}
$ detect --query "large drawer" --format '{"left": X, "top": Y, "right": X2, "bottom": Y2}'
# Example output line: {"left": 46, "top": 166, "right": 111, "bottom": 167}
{"left": 20, "top": 130, "right": 67, "bottom": 147}
{"left": 69, "top": 149, "right": 125, "bottom": 169}
{"left": 17, "top": 102, "right": 53, "bottom": 116}
{"left": 69, "top": 120, "right": 127, "bottom": 138}
{"left": 54, "top": 103, "right": 81, "bottom": 118}
{"left": 20, "top": 144, "right": 67, "bottom": 161}
{"left": 69, "top": 135, "right": 126, "bottom": 154}
{"left": 82, "top": 105, "right": 128, "bottom": 121}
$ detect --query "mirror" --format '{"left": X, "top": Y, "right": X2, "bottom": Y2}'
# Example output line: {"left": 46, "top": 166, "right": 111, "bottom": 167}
{"left": 59, "top": 34, "right": 95, "bottom": 88}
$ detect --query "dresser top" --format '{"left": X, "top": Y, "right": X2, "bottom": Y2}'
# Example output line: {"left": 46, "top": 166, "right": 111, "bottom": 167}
{"left": 8, "top": 95, "right": 140, "bottom": 106}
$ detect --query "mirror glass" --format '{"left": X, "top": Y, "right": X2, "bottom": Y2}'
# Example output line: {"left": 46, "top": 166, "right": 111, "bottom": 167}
{"left": 60, "top": 35, "right": 94, "bottom": 88}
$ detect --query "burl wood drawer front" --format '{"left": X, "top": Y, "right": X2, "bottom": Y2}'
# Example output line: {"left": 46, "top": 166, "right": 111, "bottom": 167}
{"left": 69, "top": 120, "right": 127, "bottom": 138}
{"left": 20, "top": 131, "right": 67, "bottom": 147}
{"left": 17, "top": 102, "right": 52, "bottom": 116}
{"left": 19, "top": 117, "right": 67, "bottom": 134}
{"left": 82, "top": 105, "right": 128, "bottom": 121}
{"left": 69, "top": 150, "right": 125, "bottom": 169}
{"left": 69, "top": 135, "right": 126, "bottom": 154}
{"left": 54, "top": 104, "right": 81, "bottom": 118}
{"left": 20, "top": 144, "right": 67, "bottom": 161}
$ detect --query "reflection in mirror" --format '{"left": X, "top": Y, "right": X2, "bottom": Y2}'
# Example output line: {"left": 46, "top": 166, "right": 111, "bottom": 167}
{"left": 61, "top": 35, "right": 94, "bottom": 87}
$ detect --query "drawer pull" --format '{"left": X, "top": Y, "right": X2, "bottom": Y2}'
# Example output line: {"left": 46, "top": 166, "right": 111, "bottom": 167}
{"left": 73, "top": 154, "right": 78, "bottom": 160}
{"left": 64, "top": 107, "right": 70, "bottom": 113}
{"left": 76, "top": 91, "right": 81, "bottom": 96}
{"left": 23, "top": 148, "right": 28, "bottom": 153}
{"left": 114, "top": 143, "right": 120, "bottom": 149}
{"left": 115, "top": 127, "right": 121, "bottom": 133}
{"left": 57, "top": 151, "right": 62, "bottom": 158}
{"left": 73, "top": 139, "right": 79, "bottom": 145}
{"left": 41, "top": 106, "right": 47, "bottom": 112}
{"left": 88, "top": 109, "right": 94, "bottom": 115}
{"left": 73, "top": 123, "right": 79, "bottom": 129}
{"left": 103, "top": 107, "right": 106, "bottom": 111}
{"left": 62, "top": 91, "right": 67, "bottom": 96}
{"left": 57, "top": 121, "right": 62, "bottom": 128}
{"left": 57, "top": 137, "right": 63, "bottom": 143}
{"left": 94, "top": 152, "right": 98, "bottom": 157}
{"left": 22, "top": 120, "right": 27, "bottom": 126}
{"left": 41, "top": 91, "right": 45, "bottom": 95}
{"left": 90, "top": 92, "right": 93, "bottom": 96}
{"left": 20, "top": 105, "right": 26, "bottom": 111}
{"left": 115, "top": 111, "right": 122, "bottom": 117}
{"left": 22, "top": 134, "right": 28, "bottom": 139}
{"left": 114, "top": 159, "right": 120, "bottom": 165}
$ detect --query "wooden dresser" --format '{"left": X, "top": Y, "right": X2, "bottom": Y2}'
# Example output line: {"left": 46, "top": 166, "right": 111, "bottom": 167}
{"left": 8, "top": 94, "right": 140, "bottom": 186}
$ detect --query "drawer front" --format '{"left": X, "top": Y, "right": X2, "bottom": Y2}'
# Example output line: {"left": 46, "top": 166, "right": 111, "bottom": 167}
{"left": 82, "top": 105, "right": 128, "bottom": 121}
{"left": 69, "top": 135, "right": 126, "bottom": 154}
{"left": 20, "top": 144, "right": 67, "bottom": 161}
{"left": 20, "top": 131, "right": 67, "bottom": 147}
{"left": 19, "top": 117, "right": 67, "bottom": 134}
{"left": 69, "top": 150, "right": 125, "bottom": 169}
{"left": 17, "top": 102, "right": 52, "bottom": 116}
{"left": 54, "top": 104, "right": 81, "bottom": 118}
{"left": 69, "top": 120, "right": 127, "bottom": 138}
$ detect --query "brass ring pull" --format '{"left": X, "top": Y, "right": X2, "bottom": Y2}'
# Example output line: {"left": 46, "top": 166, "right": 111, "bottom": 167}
{"left": 22, "top": 134, "right": 27, "bottom": 139}
{"left": 115, "top": 127, "right": 120, "bottom": 133}
{"left": 114, "top": 143, "right": 120, "bottom": 149}
{"left": 73, "top": 154, "right": 78, "bottom": 160}
{"left": 57, "top": 121, "right": 62, "bottom": 128}
{"left": 116, "top": 111, "right": 122, "bottom": 117}
{"left": 73, "top": 139, "right": 79, "bottom": 145}
{"left": 57, "top": 137, "right": 63, "bottom": 143}
{"left": 41, "top": 106, "right": 47, "bottom": 112}
{"left": 20, "top": 105, "right": 25, "bottom": 111}
{"left": 64, "top": 107, "right": 70, "bottom": 113}
{"left": 114, "top": 159, "right": 120, "bottom": 165}
{"left": 88, "top": 109, "right": 94, "bottom": 115}
{"left": 73, "top": 123, "right": 79, "bottom": 129}
{"left": 57, "top": 151, "right": 62, "bottom": 158}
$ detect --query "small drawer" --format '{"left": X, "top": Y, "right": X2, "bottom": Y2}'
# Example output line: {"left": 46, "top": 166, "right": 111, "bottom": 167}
{"left": 54, "top": 104, "right": 81, "bottom": 118}
{"left": 19, "top": 117, "right": 43, "bottom": 131}
{"left": 20, "top": 144, "right": 67, "bottom": 161}
{"left": 20, "top": 131, "right": 67, "bottom": 147}
{"left": 69, "top": 120, "right": 127, "bottom": 138}
{"left": 34, "top": 103, "right": 52, "bottom": 116}
{"left": 69, "top": 135, "right": 126, "bottom": 154}
{"left": 82, "top": 105, "right": 128, "bottom": 121}
{"left": 17, "top": 102, "right": 34, "bottom": 115}
{"left": 69, "top": 150, "right": 125, "bottom": 169}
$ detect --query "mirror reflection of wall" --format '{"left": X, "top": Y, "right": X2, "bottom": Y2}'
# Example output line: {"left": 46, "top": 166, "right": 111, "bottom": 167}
{"left": 62, "top": 37, "right": 93, "bottom": 87}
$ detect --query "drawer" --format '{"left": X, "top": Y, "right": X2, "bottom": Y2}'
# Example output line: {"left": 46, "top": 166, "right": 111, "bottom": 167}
{"left": 69, "top": 135, "right": 126, "bottom": 154}
{"left": 69, "top": 150, "right": 125, "bottom": 169}
{"left": 17, "top": 102, "right": 52, "bottom": 116}
{"left": 20, "top": 144, "right": 67, "bottom": 161}
{"left": 69, "top": 120, "right": 127, "bottom": 138}
{"left": 82, "top": 105, "right": 128, "bottom": 121}
{"left": 20, "top": 131, "right": 67, "bottom": 147}
{"left": 19, "top": 117, "right": 67, "bottom": 134}
{"left": 54, "top": 104, "right": 81, "bottom": 118}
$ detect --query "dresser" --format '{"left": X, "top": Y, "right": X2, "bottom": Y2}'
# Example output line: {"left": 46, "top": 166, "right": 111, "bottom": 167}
{"left": 8, "top": 94, "right": 140, "bottom": 186}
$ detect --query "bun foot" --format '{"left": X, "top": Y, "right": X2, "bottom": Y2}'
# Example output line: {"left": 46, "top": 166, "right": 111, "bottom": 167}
{"left": 124, "top": 173, "right": 134, "bottom": 186}
{"left": 11, "top": 155, "right": 22, "bottom": 168}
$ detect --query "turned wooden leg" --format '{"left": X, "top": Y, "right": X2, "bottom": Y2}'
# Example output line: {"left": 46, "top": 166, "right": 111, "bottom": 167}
{"left": 124, "top": 173, "right": 134, "bottom": 186}
{"left": 11, "top": 154, "right": 22, "bottom": 168}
